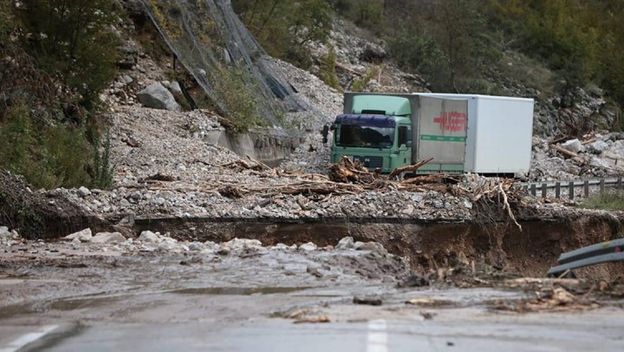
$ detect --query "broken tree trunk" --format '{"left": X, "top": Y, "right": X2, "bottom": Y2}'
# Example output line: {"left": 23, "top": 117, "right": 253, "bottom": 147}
{"left": 388, "top": 158, "right": 434, "bottom": 180}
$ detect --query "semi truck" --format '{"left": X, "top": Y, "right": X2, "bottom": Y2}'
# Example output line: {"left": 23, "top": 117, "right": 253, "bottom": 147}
{"left": 328, "top": 92, "right": 534, "bottom": 176}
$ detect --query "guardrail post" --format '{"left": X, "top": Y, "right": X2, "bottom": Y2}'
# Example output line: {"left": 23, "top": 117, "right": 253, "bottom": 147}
{"left": 569, "top": 181, "right": 574, "bottom": 200}
{"left": 600, "top": 179, "right": 605, "bottom": 194}
{"left": 541, "top": 183, "right": 547, "bottom": 198}
{"left": 530, "top": 184, "right": 536, "bottom": 196}
{"left": 583, "top": 180, "right": 589, "bottom": 198}
{"left": 555, "top": 182, "right": 561, "bottom": 198}
{"left": 618, "top": 177, "right": 622, "bottom": 190}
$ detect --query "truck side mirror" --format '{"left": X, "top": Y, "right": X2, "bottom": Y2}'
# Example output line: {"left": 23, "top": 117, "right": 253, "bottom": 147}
{"left": 321, "top": 125, "right": 329, "bottom": 144}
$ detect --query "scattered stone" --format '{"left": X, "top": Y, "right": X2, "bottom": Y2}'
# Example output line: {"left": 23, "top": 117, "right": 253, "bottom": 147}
{"left": 587, "top": 140, "right": 609, "bottom": 154}
{"left": 78, "top": 186, "right": 91, "bottom": 197}
{"left": 64, "top": 228, "right": 93, "bottom": 242}
{"left": 306, "top": 265, "right": 324, "bottom": 278}
{"left": 398, "top": 273, "right": 430, "bottom": 288}
{"left": 222, "top": 238, "right": 263, "bottom": 252}
{"left": 137, "top": 82, "right": 181, "bottom": 111}
{"left": 90, "top": 232, "right": 126, "bottom": 244}
{"left": 354, "top": 241, "right": 388, "bottom": 255}
{"left": 561, "top": 139, "right": 585, "bottom": 154}
{"left": 353, "top": 296, "right": 383, "bottom": 306}
{"left": 0, "top": 226, "right": 12, "bottom": 244}
{"left": 336, "top": 236, "right": 355, "bottom": 250}
{"left": 138, "top": 230, "right": 161, "bottom": 243}
{"left": 293, "top": 315, "right": 331, "bottom": 324}
{"left": 188, "top": 242, "right": 204, "bottom": 252}
{"left": 157, "top": 238, "right": 181, "bottom": 252}
{"left": 299, "top": 242, "right": 318, "bottom": 251}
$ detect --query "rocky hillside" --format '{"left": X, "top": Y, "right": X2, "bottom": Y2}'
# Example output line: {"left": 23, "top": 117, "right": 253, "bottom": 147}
{"left": 2, "top": 0, "right": 624, "bottom": 189}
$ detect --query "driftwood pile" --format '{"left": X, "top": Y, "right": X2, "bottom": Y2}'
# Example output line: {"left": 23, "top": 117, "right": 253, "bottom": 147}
{"left": 215, "top": 156, "right": 526, "bottom": 226}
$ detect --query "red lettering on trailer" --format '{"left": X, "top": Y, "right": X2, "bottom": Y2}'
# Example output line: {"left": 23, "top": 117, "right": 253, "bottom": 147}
{"left": 433, "top": 112, "right": 466, "bottom": 132}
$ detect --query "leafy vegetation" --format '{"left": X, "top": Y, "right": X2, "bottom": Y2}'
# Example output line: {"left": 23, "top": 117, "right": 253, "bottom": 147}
{"left": 0, "top": 1, "right": 119, "bottom": 189}
{"left": 319, "top": 46, "right": 341, "bottom": 90}
{"left": 212, "top": 67, "right": 264, "bottom": 133}
{"left": 581, "top": 191, "right": 624, "bottom": 211}
{"left": 232, "top": 0, "right": 332, "bottom": 68}
{"left": 20, "top": 0, "right": 120, "bottom": 107}
{"left": 351, "top": 66, "right": 380, "bottom": 92}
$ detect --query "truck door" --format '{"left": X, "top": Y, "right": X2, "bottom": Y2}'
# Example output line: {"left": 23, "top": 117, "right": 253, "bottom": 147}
{"left": 414, "top": 96, "right": 468, "bottom": 173}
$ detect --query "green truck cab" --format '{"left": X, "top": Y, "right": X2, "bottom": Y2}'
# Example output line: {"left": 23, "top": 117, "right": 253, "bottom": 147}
{"left": 330, "top": 94, "right": 413, "bottom": 173}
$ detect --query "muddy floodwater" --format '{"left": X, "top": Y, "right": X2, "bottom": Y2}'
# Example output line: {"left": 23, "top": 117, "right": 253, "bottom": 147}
{"left": 1, "top": 234, "right": 624, "bottom": 351}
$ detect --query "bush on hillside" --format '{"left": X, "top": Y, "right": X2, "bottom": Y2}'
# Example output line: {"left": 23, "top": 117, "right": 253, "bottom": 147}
{"left": 232, "top": 0, "right": 332, "bottom": 69}
{"left": 20, "top": 0, "right": 120, "bottom": 107}
{"left": 0, "top": 100, "right": 114, "bottom": 189}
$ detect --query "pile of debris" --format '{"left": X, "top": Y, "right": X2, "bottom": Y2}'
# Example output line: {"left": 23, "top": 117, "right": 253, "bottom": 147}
{"left": 327, "top": 157, "right": 524, "bottom": 228}
{"left": 531, "top": 132, "right": 624, "bottom": 180}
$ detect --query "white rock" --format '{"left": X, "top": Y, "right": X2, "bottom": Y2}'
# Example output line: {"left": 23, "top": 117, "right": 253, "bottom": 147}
{"left": 0, "top": 226, "right": 11, "bottom": 244}
{"left": 590, "top": 156, "right": 611, "bottom": 169}
{"left": 78, "top": 186, "right": 91, "bottom": 197}
{"left": 188, "top": 242, "right": 204, "bottom": 251}
{"left": 588, "top": 140, "right": 609, "bottom": 154}
{"left": 222, "top": 238, "right": 263, "bottom": 252}
{"left": 298, "top": 242, "right": 317, "bottom": 251}
{"left": 65, "top": 228, "right": 93, "bottom": 242}
{"left": 561, "top": 139, "right": 585, "bottom": 153}
{"left": 163, "top": 81, "right": 183, "bottom": 96}
{"left": 336, "top": 236, "right": 355, "bottom": 250}
{"left": 272, "top": 243, "right": 291, "bottom": 250}
{"left": 91, "top": 232, "right": 126, "bottom": 244}
{"left": 137, "top": 82, "right": 181, "bottom": 111}
{"left": 138, "top": 230, "right": 161, "bottom": 243}
{"left": 158, "top": 239, "right": 180, "bottom": 252}
{"left": 355, "top": 241, "right": 388, "bottom": 255}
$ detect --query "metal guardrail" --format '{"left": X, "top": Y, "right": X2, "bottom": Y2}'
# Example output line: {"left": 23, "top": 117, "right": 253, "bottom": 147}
{"left": 523, "top": 177, "right": 624, "bottom": 199}
{"left": 547, "top": 238, "right": 624, "bottom": 277}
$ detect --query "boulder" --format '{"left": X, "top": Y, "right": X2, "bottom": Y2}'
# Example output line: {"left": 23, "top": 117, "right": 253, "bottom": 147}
{"left": 561, "top": 139, "right": 585, "bottom": 153}
{"left": 354, "top": 241, "right": 388, "bottom": 255}
{"left": 77, "top": 186, "right": 91, "bottom": 197}
{"left": 65, "top": 228, "right": 93, "bottom": 242}
{"left": 587, "top": 140, "right": 609, "bottom": 154}
{"left": 221, "top": 238, "right": 263, "bottom": 252}
{"left": 91, "top": 232, "right": 126, "bottom": 244}
{"left": 590, "top": 156, "right": 610, "bottom": 169}
{"left": 138, "top": 230, "right": 161, "bottom": 243}
{"left": 137, "top": 82, "right": 181, "bottom": 111}
{"left": 163, "top": 81, "right": 183, "bottom": 96}
{"left": 298, "top": 242, "right": 317, "bottom": 251}
{"left": 0, "top": 226, "right": 10, "bottom": 243}
{"left": 336, "top": 236, "right": 355, "bottom": 250}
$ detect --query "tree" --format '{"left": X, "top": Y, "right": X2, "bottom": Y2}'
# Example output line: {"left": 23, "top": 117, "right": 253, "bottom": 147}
{"left": 20, "top": 0, "right": 120, "bottom": 107}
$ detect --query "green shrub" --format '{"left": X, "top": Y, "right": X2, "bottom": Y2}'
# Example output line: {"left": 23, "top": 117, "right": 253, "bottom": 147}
{"left": 351, "top": 66, "right": 379, "bottom": 92}
{"left": 213, "top": 67, "right": 263, "bottom": 133}
{"left": 20, "top": 0, "right": 120, "bottom": 107}
{"left": 319, "top": 46, "right": 341, "bottom": 90}
{"left": 581, "top": 191, "right": 624, "bottom": 211}
{"left": 0, "top": 100, "right": 114, "bottom": 189}
{"left": 92, "top": 131, "right": 114, "bottom": 189}
{"left": 233, "top": 0, "right": 331, "bottom": 69}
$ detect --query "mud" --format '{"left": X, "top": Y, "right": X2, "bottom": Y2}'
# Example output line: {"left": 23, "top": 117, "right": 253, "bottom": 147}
{"left": 0, "top": 171, "right": 110, "bottom": 239}
{"left": 132, "top": 212, "right": 624, "bottom": 280}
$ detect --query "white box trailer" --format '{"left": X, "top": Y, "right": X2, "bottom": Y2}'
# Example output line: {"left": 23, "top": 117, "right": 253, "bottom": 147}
{"left": 414, "top": 93, "right": 534, "bottom": 175}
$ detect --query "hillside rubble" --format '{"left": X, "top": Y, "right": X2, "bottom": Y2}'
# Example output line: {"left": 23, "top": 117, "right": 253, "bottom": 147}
{"left": 307, "top": 18, "right": 428, "bottom": 93}
{"left": 531, "top": 132, "right": 624, "bottom": 180}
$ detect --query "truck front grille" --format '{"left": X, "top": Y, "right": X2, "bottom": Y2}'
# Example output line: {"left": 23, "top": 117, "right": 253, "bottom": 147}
{"left": 351, "top": 155, "right": 383, "bottom": 170}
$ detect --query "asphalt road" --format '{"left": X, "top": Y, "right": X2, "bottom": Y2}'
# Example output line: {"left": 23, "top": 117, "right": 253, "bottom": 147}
{"left": 1, "top": 289, "right": 623, "bottom": 352}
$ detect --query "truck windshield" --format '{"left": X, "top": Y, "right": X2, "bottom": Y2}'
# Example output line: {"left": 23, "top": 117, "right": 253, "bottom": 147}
{"left": 337, "top": 125, "right": 394, "bottom": 148}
